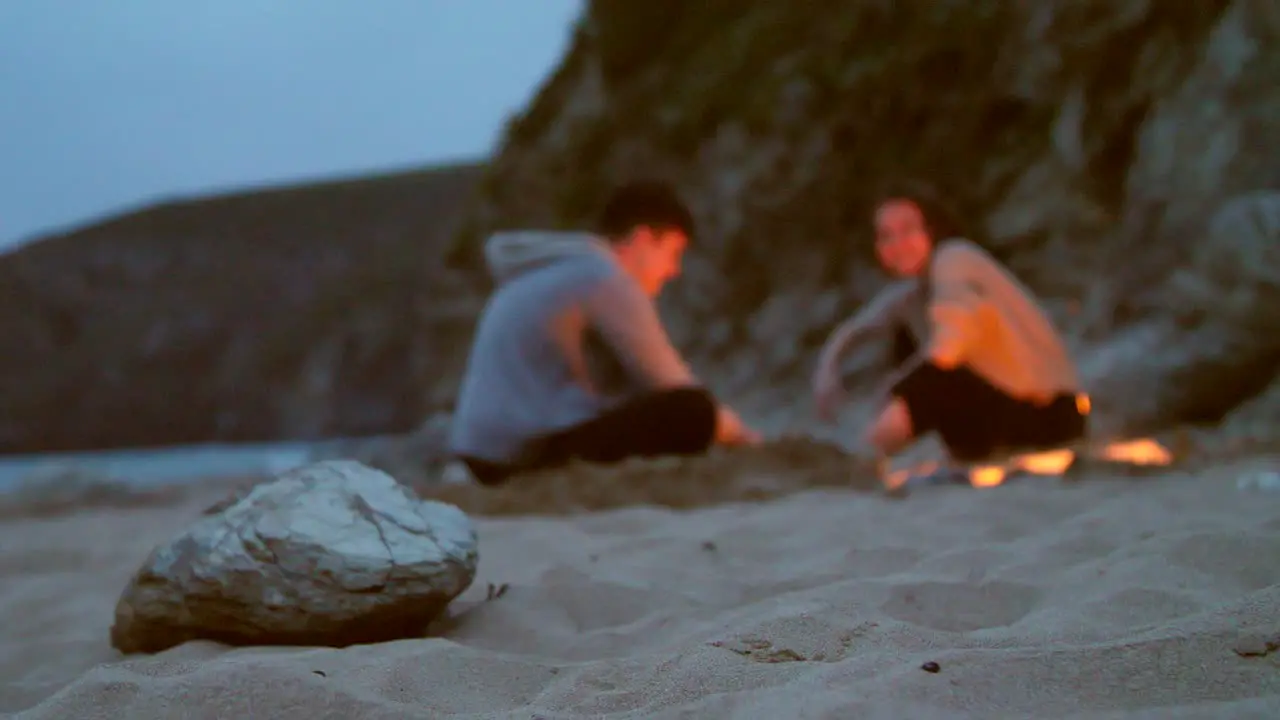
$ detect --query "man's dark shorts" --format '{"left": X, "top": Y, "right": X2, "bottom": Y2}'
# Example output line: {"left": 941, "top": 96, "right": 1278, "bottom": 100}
{"left": 459, "top": 386, "right": 719, "bottom": 486}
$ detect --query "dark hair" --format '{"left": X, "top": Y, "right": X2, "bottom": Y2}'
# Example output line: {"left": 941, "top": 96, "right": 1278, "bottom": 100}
{"left": 596, "top": 180, "right": 696, "bottom": 242}
{"left": 872, "top": 179, "right": 967, "bottom": 242}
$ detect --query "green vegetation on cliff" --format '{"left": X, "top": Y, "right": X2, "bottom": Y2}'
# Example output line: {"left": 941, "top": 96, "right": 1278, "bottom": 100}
{"left": 464, "top": 0, "right": 1279, "bottom": 433}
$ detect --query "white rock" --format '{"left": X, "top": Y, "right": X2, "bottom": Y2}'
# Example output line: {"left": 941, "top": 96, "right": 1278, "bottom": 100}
{"left": 110, "top": 460, "right": 478, "bottom": 654}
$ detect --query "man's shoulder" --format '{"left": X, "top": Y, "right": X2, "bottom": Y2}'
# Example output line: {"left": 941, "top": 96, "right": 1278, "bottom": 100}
{"left": 491, "top": 250, "right": 618, "bottom": 297}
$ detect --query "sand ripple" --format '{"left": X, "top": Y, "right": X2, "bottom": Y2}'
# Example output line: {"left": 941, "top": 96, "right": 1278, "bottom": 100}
{"left": 2, "top": 456, "right": 1278, "bottom": 718}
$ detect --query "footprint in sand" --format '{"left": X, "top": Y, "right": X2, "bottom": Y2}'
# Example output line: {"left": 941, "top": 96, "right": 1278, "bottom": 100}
{"left": 710, "top": 617, "right": 878, "bottom": 663}
{"left": 839, "top": 546, "right": 922, "bottom": 578}
{"left": 1076, "top": 587, "right": 1205, "bottom": 629}
{"left": 881, "top": 580, "right": 1041, "bottom": 633}
{"left": 1165, "top": 532, "right": 1280, "bottom": 593}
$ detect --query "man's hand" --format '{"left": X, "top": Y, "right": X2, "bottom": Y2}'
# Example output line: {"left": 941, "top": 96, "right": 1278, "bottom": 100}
{"left": 812, "top": 361, "right": 845, "bottom": 424}
{"left": 715, "top": 405, "right": 762, "bottom": 446}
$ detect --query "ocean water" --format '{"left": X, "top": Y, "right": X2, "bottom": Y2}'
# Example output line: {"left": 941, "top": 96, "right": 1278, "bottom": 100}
{"left": 0, "top": 440, "right": 324, "bottom": 493}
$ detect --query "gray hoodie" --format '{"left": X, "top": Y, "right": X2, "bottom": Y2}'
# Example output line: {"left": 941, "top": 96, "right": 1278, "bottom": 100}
{"left": 448, "top": 231, "right": 698, "bottom": 464}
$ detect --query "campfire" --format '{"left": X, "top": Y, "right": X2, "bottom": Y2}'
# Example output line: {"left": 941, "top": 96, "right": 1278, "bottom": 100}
{"left": 882, "top": 438, "right": 1175, "bottom": 491}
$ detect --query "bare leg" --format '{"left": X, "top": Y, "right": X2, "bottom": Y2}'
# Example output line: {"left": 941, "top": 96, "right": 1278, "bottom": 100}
{"left": 867, "top": 397, "right": 914, "bottom": 456}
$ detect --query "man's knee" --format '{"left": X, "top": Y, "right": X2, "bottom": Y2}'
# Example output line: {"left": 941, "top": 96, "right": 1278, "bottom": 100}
{"left": 866, "top": 398, "right": 914, "bottom": 455}
{"left": 662, "top": 386, "right": 717, "bottom": 414}
{"left": 652, "top": 386, "right": 718, "bottom": 451}
{"left": 461, "top": 457, "right": 515, "bottom": 487}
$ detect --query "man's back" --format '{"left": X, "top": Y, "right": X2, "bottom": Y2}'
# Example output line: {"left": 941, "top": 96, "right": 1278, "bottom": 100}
{"left": 449, "top": 232, "right": 620, "bottom": 464}
{"left": 448, "top": 182, "right": 760, "bottom": 481}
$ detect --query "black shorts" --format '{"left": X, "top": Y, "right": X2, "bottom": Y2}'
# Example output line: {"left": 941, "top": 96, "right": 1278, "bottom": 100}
{"left": 459, "top": 386, "right": 719, "bottom": 486}
{"left": 891, "top": 361, "right": 1088, "bottom": 462}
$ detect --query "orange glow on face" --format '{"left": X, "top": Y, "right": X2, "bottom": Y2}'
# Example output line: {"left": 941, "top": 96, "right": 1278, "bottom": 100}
{"left": 874, "top": 200, "right": 932, "bottom": 277}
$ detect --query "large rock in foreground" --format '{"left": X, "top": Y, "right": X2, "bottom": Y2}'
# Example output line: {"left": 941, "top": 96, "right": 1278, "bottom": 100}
{"left": 110, "top": 461, "right": 479, "bottom": 654}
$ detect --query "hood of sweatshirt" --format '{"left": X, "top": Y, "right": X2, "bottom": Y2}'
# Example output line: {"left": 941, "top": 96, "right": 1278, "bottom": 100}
{"left": 483, "top": 230, "right": 614, "bottom": 285}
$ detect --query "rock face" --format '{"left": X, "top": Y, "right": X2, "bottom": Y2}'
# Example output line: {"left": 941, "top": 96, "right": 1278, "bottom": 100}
{"left": 454, "top": 0, "right": 1280, "bottom": 435}
{"left": 1078, "top": 190, "right": 1280, "bottom": 436}
{"left": 110, "top": 461, "right": 479, "bottom": 654}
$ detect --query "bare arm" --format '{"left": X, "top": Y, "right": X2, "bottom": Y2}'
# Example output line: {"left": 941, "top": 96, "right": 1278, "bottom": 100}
{"left": 926, "top": 243, "right": 994, "bottom": 369}
{"left": 815, "top": 281, "right": 915, "bottom": 376}
{"left": 585, "top": 274, "right": 760, "bottom": 444}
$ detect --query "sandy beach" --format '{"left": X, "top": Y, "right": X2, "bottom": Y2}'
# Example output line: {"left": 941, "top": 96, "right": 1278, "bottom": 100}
{"left": 2, "top": 456, "right": 1278, "bottom": 719}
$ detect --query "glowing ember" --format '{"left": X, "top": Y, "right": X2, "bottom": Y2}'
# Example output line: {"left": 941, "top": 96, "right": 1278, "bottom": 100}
{"left": 877, "top": 437, "right": 1173, "bottom": 492}
{"left": 1076, "top": 394, "right": 1092, "bottom": 415}
{"left": 883, "top": 460, "right": 937, "bottom": 491}
{"left": 1097, "top": 438, "right": 1173, "bottom": 466}
{"left": 969, "top": 465, "right": 1007, "bottom": 488}
{"left": 970, "top": 448, "right": 1078, "bottom": 488}
{"left": 1013, "top": 445, "right": 1075, "bottom": 474}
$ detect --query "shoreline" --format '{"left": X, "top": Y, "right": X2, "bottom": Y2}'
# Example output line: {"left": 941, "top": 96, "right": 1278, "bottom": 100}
{"left": 0, "top": 440, "right": 323, "bottom": 493}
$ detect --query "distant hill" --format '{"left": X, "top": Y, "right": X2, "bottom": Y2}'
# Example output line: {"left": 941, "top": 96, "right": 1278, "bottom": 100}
{"left": 0, "top": 162, "right": 486, "bottom": 453}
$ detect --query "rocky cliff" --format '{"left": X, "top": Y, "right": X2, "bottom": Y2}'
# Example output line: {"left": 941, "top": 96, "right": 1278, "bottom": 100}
{"left": 2, "top": 0, "right": 1277, "bottom": 455}
{"left": 455, "top": 0, "right": 1280, "bottom": 440}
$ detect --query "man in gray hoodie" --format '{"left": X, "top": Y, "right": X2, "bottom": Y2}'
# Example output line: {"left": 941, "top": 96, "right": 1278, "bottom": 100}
{"left": 449, "top": 181, "right": 760, "bottom": 485}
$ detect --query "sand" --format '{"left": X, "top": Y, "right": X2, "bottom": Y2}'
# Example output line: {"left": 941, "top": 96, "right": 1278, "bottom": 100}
{"left": 2, "top": 458, "right": 1279, "bottom": 719}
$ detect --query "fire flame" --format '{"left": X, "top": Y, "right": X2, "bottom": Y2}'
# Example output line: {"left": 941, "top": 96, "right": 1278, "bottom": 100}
{"left": 880, "top": 439, "right": 1173, "bottom": 491}
{"left": 882, "top": 461, "right": 936, "bottom": 492}
{"left": 970, "top": 448, "right": 1078, "bottom": 488}
{"left": 1095, "top": 438, "right": 1174, "bottom": 466}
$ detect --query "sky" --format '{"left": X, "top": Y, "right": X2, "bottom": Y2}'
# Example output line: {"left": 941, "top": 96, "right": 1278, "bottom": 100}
{"left": 0, "top": 1, "right": 582, "bottom": 249}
